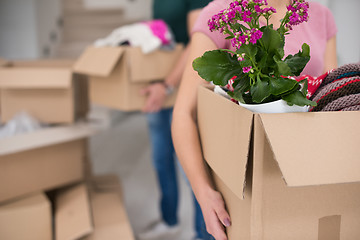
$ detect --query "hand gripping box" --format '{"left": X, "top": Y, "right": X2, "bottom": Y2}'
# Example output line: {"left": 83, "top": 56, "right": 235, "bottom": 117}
{"left": 0, "top": 123, "right": 95, "bottom": 204}
{"left": 0, "top": 59, "right": 89, "bottom": 124}
{"left": 197, "top": 85, "right": 360, "bottom": 240}
{"left": 73, "top": 45, "right": 183, "bottom": 111}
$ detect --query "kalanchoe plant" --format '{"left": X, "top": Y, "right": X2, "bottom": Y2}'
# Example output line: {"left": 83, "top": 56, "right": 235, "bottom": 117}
{"left": 193, "top": 0, "right": 317, "bottom": 106}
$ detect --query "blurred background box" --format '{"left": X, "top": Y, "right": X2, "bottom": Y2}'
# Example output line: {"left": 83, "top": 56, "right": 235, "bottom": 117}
{"left": 0, "top": 192, "right": 52, "bottom": 240}
{"left": 84, "top": 174, "right": 135, "bottom": 240}
{"left": 73, "top": 45, "right": 183, "bottom": 111}
{"left": 0, "top": 124, "right": 95, "bottom": 203}
{"left": 0, "top": 58, "right": 10, "bottom": 67}
{"left": 54, "top": 175, "right": 135, "bottom": 240}
{"left": 0, "top": 59, "right": 88, "bottom": 124}
{"left": 55, "top": 183, "right": 93, "bottom": 240}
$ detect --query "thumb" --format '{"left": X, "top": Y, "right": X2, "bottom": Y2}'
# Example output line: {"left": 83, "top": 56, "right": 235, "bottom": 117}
{"left": 215, "top": 203, "right": 231, "bottom": 227}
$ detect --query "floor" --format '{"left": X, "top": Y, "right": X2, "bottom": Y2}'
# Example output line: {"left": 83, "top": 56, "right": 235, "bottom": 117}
{"left": 88, "top": 106, "right": 195, "bottom": 240}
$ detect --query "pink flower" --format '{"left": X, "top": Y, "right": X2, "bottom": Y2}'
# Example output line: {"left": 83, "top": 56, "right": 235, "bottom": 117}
{"left": 243, "top": 66, "right": 252, "bottom": 73}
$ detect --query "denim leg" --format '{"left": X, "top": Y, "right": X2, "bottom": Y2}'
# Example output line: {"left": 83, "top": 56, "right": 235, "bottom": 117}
{"left": 177, "top": 159, "right": 214, "bottom": 239}
{"left": 146, "top": 108, "right": 178, "bottom": 226}
{"left": 194, "top": 196, "right": 215, "bottom": 240}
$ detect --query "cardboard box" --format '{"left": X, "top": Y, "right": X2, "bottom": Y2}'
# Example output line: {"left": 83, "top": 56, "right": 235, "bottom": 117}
{"left": 197, "top": 85, "right": 360, "bottom": 239}
{"left": 0, "top": 58, "right": 10, "bottom": 67}
{"left": 54, "top": 175, "right": 135, "bottom": 240}
{"left": 0, "top": 123, "right": 95, "bottom": 203}
{"left": 55, "top": 183, "right": 93, "bottom": 240}
{"left": 0, "top": 192, "right": 52, "bottom": 240}
{"left": 0, "top": 59, "right": 89, "bottom": 124}
{"left": 84, "top": 175, "right": 135, "bottom": 240}
{"left": 0, "top": 57, "right": 10, "bottom": 120}
{"left": 73, "top": 45, "right": 183, "bottom": 111}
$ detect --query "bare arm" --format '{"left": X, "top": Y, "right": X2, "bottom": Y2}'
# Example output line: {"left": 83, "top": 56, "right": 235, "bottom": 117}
{"left": 141, "top": 9, "right": 202, "bottom": 112}
{"left": 172, "top": 32, "right": 230, "bottom": 240}
{"left": 323, "top": 35, "right": 337, "bottom": 72}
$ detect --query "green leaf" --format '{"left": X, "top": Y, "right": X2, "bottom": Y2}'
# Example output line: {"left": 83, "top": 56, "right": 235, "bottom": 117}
{"left": 250, "top": 78, "right": 271, "bottom": 103}
{"left": 230, "top": 75, "right": 251, "bottom": 103}
{"left": 256, "top": 49, "right": 275, "bottom": 74}
{"left": 260, "top": 27, "right": 282, "bottom": 54}
{"left": 284, "top": 43, "right": 310, "bottom": 76}
{"left": 299, "top": 79, "right": 308, "bottom": 96}
{"left": 274, "top": 56, "right": 292, "bottom": 76}
{"left": 192, "top": 50, "right": 242, "bottom": 86}
{"left": 239, "top": 24, "right": 249, "bottom": 32}
{"left": 282, "top": 90, "right": 317, "bottom": 107}
{"left": 233, "top": 22, "right": 243, "bottom": 33}
{"left": 269, "top": 77, "right": 298, "bottom": 96}
{"left": 238, "top": 44, "right": 258, "bottom": 61}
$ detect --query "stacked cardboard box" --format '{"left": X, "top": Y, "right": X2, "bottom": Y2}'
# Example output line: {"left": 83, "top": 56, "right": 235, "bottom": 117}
{"left": 0, "top": 192, "right": 52, "bottom": 240}
{"left": 73, "top": 44, "right": 183, "bottom": 111}
{"left": 0, "top": 56, "right": 136, "bottom": 239}
{"left": 0, "top": 59, "right": 89, "bottom": 124}
{"left": 0, "top": 124, "right": 135, "bottom": 239}
{"left": 0, "top": 124, "right": 94, "bottom": 203}
{"left": 197, "top": 85, "right": 360, "bottom": 239}
{"left": 0, "top": 174, "right": 134, "bottom": 240}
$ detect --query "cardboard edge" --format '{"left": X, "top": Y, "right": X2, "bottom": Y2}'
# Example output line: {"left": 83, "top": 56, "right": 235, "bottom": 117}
{"left": 0, "top": 123, "right": 97, "bottom": 156}
{"left": 258, "top": 111, "right": 360, "bottom": 187}
{"left": 257, "top": 114, "right": 290, "bottom": 186}
{"left": 73, "top": 46, "right": 125, "bottom": 77}
{"left": 84, "top": 174, "right": 135, "bottom": 240}
{"left": 197, "top": 84, "right": 254, "bottom": 200}
{"left": 128, "top": 44, "right": 184, "bottom": 83}
{"left": 0, "top": 68, "right": 73, "bottom": 89}
{"left": 55, "top": 183, "right": 93, "bottom": 240}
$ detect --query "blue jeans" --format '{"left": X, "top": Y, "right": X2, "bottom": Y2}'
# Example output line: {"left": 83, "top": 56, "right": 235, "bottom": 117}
{"left": 146, "top": 108, "right": 214, "bottom": 240}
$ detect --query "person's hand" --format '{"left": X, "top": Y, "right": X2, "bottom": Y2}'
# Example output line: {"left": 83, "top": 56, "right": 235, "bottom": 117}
{"left": 140, "top": 83, "right": 167, "bottom": 113}
{"left": 198, "top": 188, "right": 231, "bottom": 240}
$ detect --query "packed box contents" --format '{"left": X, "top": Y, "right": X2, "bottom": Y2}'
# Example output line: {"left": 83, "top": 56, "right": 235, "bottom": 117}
{"left": 198, "top": 84, "right": 360, "bottom": 239}
{"left": 194, "top": 0, "right": 360, "bottom": 239}
{"left": 74, "top": 19, "right": 183, "bottom": 111}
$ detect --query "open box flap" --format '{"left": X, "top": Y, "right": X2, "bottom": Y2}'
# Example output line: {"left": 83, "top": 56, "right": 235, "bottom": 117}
{"left": 259, "top": 111, "right": 360, "bottom": 187}
{"left": 128, "top": 44, "right": 183, "bottom": 83}
{"left": 0, "top": 68, "right": 72, "bottom": 89}
{"left": 0, "top": 123, "right": 96, "bottom": 156}
{"left": 55, "top": 183, "right": 93, "bottom": 240}
{"left": 198, "top": 85, "right": 253, "bottom": 199}
{"left": 85, "top": 177, "right": 135, "bottom": 240}
{"left": 73, "top": 46, "right": 125, "bottom": 77}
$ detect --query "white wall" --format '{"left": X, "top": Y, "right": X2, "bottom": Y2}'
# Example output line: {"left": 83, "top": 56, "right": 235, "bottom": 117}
{"left": 0, "top": 0, "right": 38, "bottom": 59}
{"left": 83, "top": 0, "right": 152, "bottom": 21}
{"left": 36, "top": 0, "right": 62, "bottom": 58}
{"left": 0, "top": 0, "right": 61, "bottom": 60}
{"left": 0, "top": 0, "right": 359, "bottom": 65}
{"left": 330, "top": 0, "right": 360, "bottom": 66}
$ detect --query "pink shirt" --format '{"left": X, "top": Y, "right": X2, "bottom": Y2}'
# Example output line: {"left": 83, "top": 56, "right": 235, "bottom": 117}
{"left": 192, "top": 0, "right": 337, "bottom": 77}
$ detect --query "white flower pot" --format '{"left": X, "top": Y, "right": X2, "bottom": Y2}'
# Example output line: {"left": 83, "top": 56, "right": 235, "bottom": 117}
{"left": 238, "top": 99, "right": 309, "bottom": 113}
